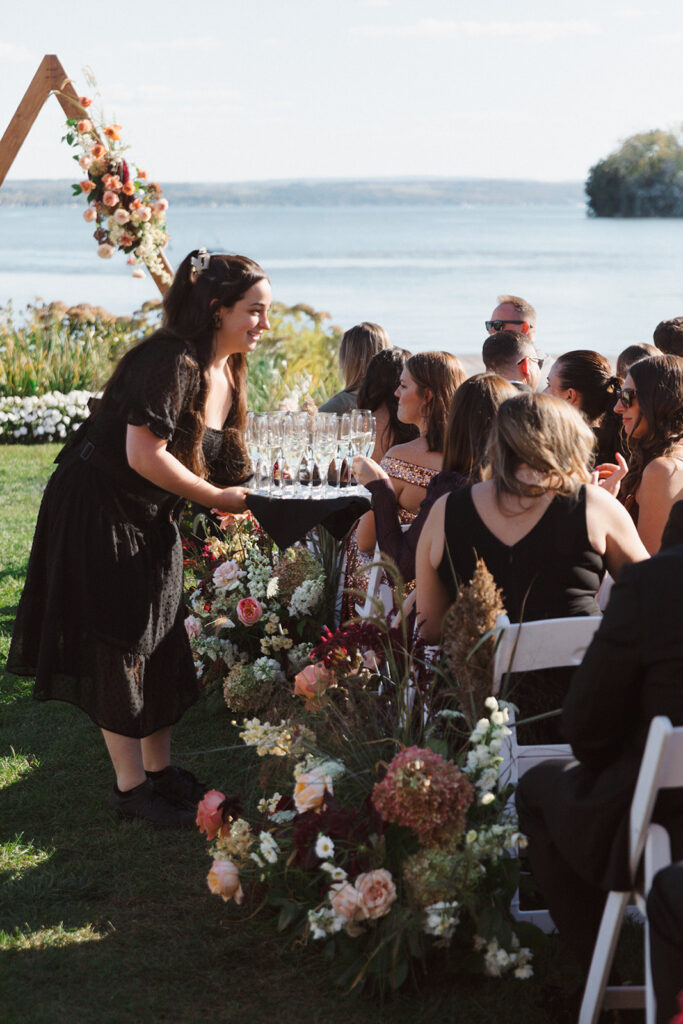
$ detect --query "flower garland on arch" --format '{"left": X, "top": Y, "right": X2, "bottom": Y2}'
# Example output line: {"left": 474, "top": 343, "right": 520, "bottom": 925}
{"left": 62, "top": 93, "right": 171, "bottom": 283}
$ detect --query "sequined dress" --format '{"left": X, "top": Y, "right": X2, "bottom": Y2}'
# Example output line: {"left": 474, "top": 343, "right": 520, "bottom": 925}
{"left": 7, "top": 336, "right": 249, "bottom": 738}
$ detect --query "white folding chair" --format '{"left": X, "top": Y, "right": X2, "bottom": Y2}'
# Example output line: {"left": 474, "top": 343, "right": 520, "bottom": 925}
{"left": 579, "top": 716, "right": 683, "bottom": 1024}
{"left": 355, "top": 526, "right": 411, "bottom": 620}
{"left": 492, "top": 613, "right": 602, "bottom": 932}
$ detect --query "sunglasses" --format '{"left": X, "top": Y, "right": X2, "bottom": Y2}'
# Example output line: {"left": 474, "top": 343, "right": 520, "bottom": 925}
{"left": 616, "top": 386, "right": 637, "bottom": 409}
{"left": 517, "top": 355, "right": 545, "bottom": 371}
{"left": 485, "top": 319, "right": 530, "bottom": 332}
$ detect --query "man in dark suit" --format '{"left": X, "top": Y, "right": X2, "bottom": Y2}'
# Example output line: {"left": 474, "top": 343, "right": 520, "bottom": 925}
{"left": 481, "top": 329, "right": 543, "bottom": 391}
{"left": 516, "top": 524, "right": 683, "bottom": 1022}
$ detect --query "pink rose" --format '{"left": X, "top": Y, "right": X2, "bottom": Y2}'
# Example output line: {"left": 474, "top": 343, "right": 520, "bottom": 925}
{"left": 138, "top": 206, "right": 152, "bottom": 222}
{"left": 184, "top": 614, "right": 202, "bottom": 639}
{"left": 354, "top": 869, "right": 397, "bottom": 919}
{"left": 329, "top": 881, "right": 367, "bottom": 922}
{"left": 293, "top": 663, "right": 335, "bottom": 708}
{"left": 113, "top": 208, "right": 130, "bottom": 224}
{"left": 78, "top": 155, "right": 92, "bottom": 171}
{"left": 207, "top": 859, "right": 243, "bottom": 904}
{"left": 97, "top": 243, "right": 116, "bottom": 259}
{"left": 102, "top": 190, "right": 119, "bottom": 207}
{"left": 196, "top": 788, "right": 226, "bottom": 839}
{"left": 83, "top": 208, "right": 97, "bottom": 223}
{"left": 236, "top": 597, "right": 262, "bottom": 626}
{"left": 293, "top": 769, "right": 332, "bottom": 814}
{"left": 212, "top": 559, "right": 244, "bottom": 589}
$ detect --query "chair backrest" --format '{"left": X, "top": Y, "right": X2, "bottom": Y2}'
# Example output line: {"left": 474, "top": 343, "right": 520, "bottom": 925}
{"left": 628, "top": 716, "right": 683, "bottom": 879}
{"left": 355, "top": 526, "right": 410, "bottom": 620}
{"left": 492, "top": 613, "right": 602, "bottom": 695}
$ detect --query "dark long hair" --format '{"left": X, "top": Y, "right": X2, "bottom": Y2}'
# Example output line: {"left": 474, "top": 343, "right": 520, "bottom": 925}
{"left": 553, "top": 350, "right": 622, "bottom": 463}
{"left": 620, "top": 354, "right": 683, "bottom": 506}
{"left": 101, "top": 250, "right": 268, "bottom": 476}
{"left": 442, "top": 373, "right": 517, "bottom": 478}
{"left": 357, "top": 347, "right": 418, "bottom": 450}
{"left": 405, "top": 352, "right": 466, "bottom": 452}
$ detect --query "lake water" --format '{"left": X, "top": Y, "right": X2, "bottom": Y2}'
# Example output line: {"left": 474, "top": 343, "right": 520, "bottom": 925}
{"left": 1, "top": 202, "right": 683, "bottom": 359}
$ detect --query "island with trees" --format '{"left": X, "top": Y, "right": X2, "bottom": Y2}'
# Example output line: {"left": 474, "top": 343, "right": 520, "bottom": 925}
{"left": 586, "top": 129, "right": 683, "bottom": 217}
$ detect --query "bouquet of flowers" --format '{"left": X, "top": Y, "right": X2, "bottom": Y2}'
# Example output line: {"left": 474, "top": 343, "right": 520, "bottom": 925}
{"left": 183, "top": 513, "right": 335, "bottom": 715}
{"left": 197, "top": 608, "right": 533, "bottom": 992}
{"left": 62, "top": 89, "right": 171, "bottom": 282}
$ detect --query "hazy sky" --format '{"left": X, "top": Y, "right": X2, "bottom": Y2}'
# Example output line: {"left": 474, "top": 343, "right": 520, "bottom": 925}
{"left": 2, "top": 0, "right": 683, "bottom": 183}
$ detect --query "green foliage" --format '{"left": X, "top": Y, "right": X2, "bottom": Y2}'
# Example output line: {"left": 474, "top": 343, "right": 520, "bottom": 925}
{"left": 586, "top": 128, "right": 683, "bottom": 216}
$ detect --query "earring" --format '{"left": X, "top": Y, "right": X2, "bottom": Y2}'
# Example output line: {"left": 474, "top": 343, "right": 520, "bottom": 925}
{"left": 213, "top": 310, "right": 221, "bottom": 330}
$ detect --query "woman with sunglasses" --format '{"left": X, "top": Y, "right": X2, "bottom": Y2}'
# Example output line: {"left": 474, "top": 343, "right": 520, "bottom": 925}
{"left": 615, "top": 353, "right": 683, "bottom": 553}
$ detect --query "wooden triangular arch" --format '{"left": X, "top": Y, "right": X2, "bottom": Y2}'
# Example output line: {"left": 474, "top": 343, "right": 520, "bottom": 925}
{"left": 0, "top": 54, "right": 173, "bottom": 293}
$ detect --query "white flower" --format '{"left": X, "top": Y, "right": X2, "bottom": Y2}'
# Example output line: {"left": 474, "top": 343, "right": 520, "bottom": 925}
{"left": 259, "top": 830, "right": 280, "bottom": 864}
{"left": 484, "top": 696, "right": 499, "bottom": 711}
{"left": 315, "top": 835, "right": 335, "bottom": 859}
{"left": 480, "top": 792, "right": 496, "bottom": 806}
{"left": 320, "top": 862, "right": 347, "bottom": 881}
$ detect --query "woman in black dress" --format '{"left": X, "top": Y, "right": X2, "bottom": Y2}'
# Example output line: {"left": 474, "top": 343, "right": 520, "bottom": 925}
{"left": 7, "top": 249, "right": 270, "bottom": 827}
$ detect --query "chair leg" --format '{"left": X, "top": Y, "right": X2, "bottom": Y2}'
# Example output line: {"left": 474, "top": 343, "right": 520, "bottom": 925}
{"left": 579, "top": 890, "right": 630, "bottom": 1024}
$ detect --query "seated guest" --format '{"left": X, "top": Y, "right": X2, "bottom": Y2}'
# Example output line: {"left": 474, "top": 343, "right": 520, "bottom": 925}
{"left": 515, "top": 526, "right": 683, "bottom": 1014}
{"left": 544, "top": 349, "right": 622, "bottom": 464}
{"left": 356, "top": 347, "right": 418, "bottom": 463}
{"left": 482, "top": 330, "right": 544, "bottom": 391}
{"left": 319, "top": 322, "right": 391, "bottom": 414}
{"left": 486, "top": 294, "right": 538, "bottom": 344}
{"left": 616, "top": 342, "right": 660, "bottom": 380}
{"left": 653, "top": 317, "right": 683, "bottom": 358}
{"left": 615, "top": 354, "right": 683, "bottom": 553}
{"left": 353, "top": 373, "right": 516, "bottom": 581}
{"left": 354, "top": 352, "right": 465, "bottom": 554}
{"left": 647, "top": 863, "right": 683, "bottom": 1024}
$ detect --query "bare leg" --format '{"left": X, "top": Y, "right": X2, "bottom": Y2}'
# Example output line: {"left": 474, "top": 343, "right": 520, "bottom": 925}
{"left": 141, "top": 727, "right": 172, "bottom": 773}
{"left": 101, "top": 729, "right": 146, "bottom": 792}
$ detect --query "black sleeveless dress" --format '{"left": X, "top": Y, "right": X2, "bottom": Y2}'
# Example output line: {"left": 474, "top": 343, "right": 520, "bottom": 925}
{"left": 437, "top": 484, "right": 605, "bottom": 741}
{"left": 7, "top": 337, "right": 249, "bottom": 738}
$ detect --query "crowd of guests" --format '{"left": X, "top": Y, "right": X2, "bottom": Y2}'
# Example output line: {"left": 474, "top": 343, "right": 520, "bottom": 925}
{"left": 330, "top": 297, "right": 683, "bottom": 1020}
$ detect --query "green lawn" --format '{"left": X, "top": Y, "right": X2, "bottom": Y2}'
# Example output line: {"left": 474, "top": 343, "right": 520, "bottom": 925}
{"left": 0, "top": 445, "right": 642, "bottom": 1024}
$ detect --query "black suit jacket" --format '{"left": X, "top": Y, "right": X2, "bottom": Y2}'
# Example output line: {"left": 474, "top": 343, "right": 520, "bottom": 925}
{"left": 543, "top": 542, "right": 683, "bottom": 891}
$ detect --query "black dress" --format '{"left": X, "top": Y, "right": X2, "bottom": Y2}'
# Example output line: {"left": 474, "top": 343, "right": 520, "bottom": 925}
{"left": 7, "top": 337, "right": 249, "bottom": 739}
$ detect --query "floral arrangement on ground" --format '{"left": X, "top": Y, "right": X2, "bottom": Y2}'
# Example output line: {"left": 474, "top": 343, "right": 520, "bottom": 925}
{"left": 196, "top": 613, "right": 534, "bottom": 993}
{"left": 182, "top": 512, "right": 343, "bottom": 716}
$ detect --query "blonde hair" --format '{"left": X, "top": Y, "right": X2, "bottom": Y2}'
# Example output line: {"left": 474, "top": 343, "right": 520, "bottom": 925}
{"left": 339, "top": 322, "right": 392, "bottom": 392}
{"left": 488, "top": 392, "right": 594, "bottom": 500}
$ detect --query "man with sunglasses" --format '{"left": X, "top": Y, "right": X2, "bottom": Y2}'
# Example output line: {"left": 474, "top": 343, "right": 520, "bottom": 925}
{"left": 486, "top": 294, "right": 537, "bottom": 343}
{"left": 482, "top": 329, "right": 545, "bottom": 391}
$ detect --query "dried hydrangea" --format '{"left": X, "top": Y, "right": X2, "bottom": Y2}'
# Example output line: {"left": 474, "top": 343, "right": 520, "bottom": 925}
{"left": 223, "top": 663, "right": 273, "bottom": 713}
{"left": 372, "top": 746, "right": 474, "bottom": 847}
{"left": 273, "top": 547, "right": 324, "bottom": 604}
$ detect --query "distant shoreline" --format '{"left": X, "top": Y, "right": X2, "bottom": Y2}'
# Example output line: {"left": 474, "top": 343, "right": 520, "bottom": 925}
{"left": 0, "top": 177, "right": 585, "bottom": 209}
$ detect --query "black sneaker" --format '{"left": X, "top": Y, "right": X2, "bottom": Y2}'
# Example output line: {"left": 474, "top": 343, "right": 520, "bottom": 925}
{"left": 146, "top": 765, "right": 209, "bottom": 810}
{"left": 108, "top": 779, "right": 195, "bottom": 829}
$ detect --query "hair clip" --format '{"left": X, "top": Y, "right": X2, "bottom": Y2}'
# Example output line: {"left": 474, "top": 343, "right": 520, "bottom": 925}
{"left": 190, "top": 248, "right": 211, "bottom": 279}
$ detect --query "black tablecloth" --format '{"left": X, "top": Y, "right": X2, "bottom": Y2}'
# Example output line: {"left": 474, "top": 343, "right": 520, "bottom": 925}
{"left": 246, "top": 491, "right": 371, "bottom": 549}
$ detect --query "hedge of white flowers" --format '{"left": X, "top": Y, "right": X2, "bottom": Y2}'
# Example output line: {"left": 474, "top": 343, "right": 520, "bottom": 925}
{"left": 0, "top": 390, "right": 92, "bottom": 444}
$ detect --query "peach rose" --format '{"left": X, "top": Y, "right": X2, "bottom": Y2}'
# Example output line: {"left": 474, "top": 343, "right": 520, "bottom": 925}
{"left": 120, "top": 233, "right": 135, "bottom": 248}
{"left": 97, "top": 243, "right": 116, "bottom": 259}
{"left": 102, "top": 190, "right": 119, "bottom": 207}
{"left": 80, "top": 180, "right": 95, "bottom": 194}
{"left": 196, "top": 789, "right": 226, "bottom": 839}
{"left": 104, "top": 124, "right": 122, "bottom": 140}
{"left": 236, "top": 597, "right": 263, "bottom": 626}
{"left": 354, "top": 869, "right": 397, "bottom": 920}
{"left": 83, "top": 208, "right": 97, "bottom": 222}
{"left": 122, "top": 181, "right": 136, "bottom": 196}
{"left": 207, "top": 859, "right": 243, "bottom": 904}
{"left": 135, "top": 206, "right": 152, "bottom": 222}
{"left": 130, "top": 198, "right": 142, "bottom": 211}
{"left": 137, "top": 169, "right": 148, "bottom": 179}
{"left": 155, "top": 197, "right": 169, "bottom": 212}
{"left": 293, "top": 663, "right": 335, "bottom": 707}
{"left": 293, "top": 769, "right": 332, "bottom": 814}
{"left": 113, "top": 208, "right": 130, "bottom": 224}
{"left": 78, "top": 155, "right": 92, "bottom": 171}
{"left": 79, "top": 95, "right": 92, "bottom": 108}
{"left": 329, "top": 881, "right": 366, "bottom": 922}
{"left": 77, "top": 119, "right": 93, "bottom": 133}
{"left": 102, "top": 173, "right": 122, "bottom": 191}
{"left": 90, "top": 143, "right": 107, "bottom": 159}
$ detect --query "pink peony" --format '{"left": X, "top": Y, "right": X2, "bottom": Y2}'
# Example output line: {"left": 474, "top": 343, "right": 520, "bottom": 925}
{"left": 354, "top": 870, "right": 397, "bottom": 919}
{"left": 236, "top": 597, "right": 263, "bottom": 626}
{"left": 83, "top": 208, "right": 97, "bottom": 223}
{"left": 113, "top": 208, "right": 130, "bottom": 224}
{"left": 184, "top": 614, "right": 202, "bottom": 639}
{"left": 207, "top": 859, "right": 243, "bottom": 904}
{"left": 196, "top": 789, "right": 226, "bottom": 839}
{"left": 293, "top": 663, "right": 335, "bottom": 708}
{"left": 102, "top": 190, "right": 119, "bottom": 207}
{"left": 97, "top": 243, "right": 116, "bottom": 259}
{"left": 212, "top": 559, "right": 243, "bottom": 589}
{"left": 294, "top": 769, "right": 332, "bottom": 814}
{"left": 329, "top": 881, "right": 366, "bottom": 922}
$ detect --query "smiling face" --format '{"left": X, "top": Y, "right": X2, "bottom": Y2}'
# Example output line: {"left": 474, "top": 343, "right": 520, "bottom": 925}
{"left": 215, "top": 278, "right": 271, "bottom": 355}
{"left": 614, "top": 372, "right": 650, "bottom": 440}
{"left": 395, "top": 368, "right": 426, "bottom": 426}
